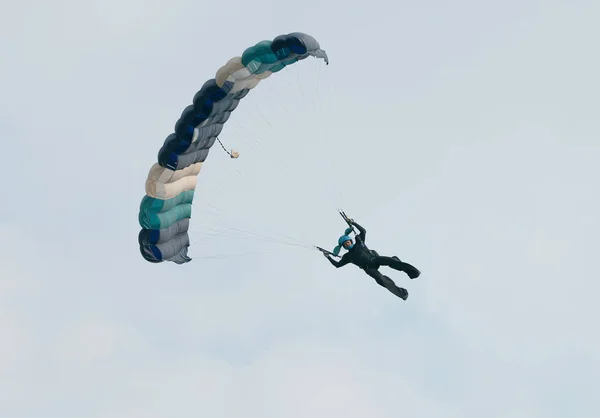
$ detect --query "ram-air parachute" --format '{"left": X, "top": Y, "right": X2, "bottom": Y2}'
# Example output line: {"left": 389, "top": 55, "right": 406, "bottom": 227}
{"left": 138, "top": 32, "right": 328, "bottom": 264}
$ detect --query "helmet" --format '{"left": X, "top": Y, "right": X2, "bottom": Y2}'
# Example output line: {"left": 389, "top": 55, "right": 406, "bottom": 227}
{"left": 338, "top": 235, "right": 354, "bottom": 249}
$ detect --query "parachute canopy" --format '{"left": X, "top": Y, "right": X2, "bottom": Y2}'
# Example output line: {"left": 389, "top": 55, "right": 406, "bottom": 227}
{"left": 138, "top": 32, "right": 329, "bottom": 264}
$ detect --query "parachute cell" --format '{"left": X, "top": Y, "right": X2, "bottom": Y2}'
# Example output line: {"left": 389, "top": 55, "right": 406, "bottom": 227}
{"left": 138, "top": 32, "right": 329, "bottom": 264}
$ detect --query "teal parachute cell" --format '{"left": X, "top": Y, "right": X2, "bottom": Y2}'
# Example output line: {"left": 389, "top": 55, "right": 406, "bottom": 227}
{"left": 138, "top": 32, "right": 328, "bottom": 264}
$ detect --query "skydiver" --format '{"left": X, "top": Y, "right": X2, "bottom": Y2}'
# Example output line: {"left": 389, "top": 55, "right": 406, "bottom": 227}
{"left": 322, "top": 218, "right": 420, "bottom": 300}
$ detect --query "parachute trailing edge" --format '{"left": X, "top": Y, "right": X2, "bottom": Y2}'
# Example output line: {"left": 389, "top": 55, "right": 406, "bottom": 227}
{"left": 138, "top": 32, "right": 329, "bottom": 264}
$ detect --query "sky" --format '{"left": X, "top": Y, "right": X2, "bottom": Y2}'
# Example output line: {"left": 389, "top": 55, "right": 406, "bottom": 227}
{"left": 1, "top": 0, "right": 599, "bottom": 417}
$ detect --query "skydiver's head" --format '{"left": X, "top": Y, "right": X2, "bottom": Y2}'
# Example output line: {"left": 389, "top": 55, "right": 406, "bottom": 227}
{"left": 338, "top": 235, "right": 354, "bottom": 250}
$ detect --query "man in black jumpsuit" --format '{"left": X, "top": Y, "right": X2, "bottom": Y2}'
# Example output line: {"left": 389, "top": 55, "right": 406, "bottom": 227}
{"left": 323, "top": 219, "right": 420, "bottom": 300}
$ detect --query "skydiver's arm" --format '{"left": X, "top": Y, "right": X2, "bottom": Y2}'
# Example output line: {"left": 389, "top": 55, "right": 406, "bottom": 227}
{"left": 351, "top": 220, "right": 366, "bottom": 241}
{"left": 327, "top": 254, "right": 350, "bottom": 268}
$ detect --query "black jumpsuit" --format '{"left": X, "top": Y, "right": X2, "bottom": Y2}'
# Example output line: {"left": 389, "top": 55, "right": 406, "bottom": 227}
{"left": 325, "top": 221, "right": 420, "bottom": 300}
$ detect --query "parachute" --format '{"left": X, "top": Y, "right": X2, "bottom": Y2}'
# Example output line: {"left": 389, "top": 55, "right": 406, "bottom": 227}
{"left": 138, "top": 32, "right": 329, "bottom": 264}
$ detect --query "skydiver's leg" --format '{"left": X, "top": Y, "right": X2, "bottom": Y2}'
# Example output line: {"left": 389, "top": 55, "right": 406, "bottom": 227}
{"left": 373, "top": 256, "right": 421, "bottom": 279}
{"left": 363, "top": 268, "right": 409, "bottom": 300}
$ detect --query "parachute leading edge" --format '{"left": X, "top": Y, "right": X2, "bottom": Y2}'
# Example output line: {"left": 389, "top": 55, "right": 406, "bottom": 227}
{"left": 138, "top": 32, "right": 329, "bottom": 264}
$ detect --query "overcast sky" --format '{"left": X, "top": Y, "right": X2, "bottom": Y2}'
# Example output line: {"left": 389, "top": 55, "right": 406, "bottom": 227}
{"left": 2, "top": 0, "right": 599, "bottom": 417}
